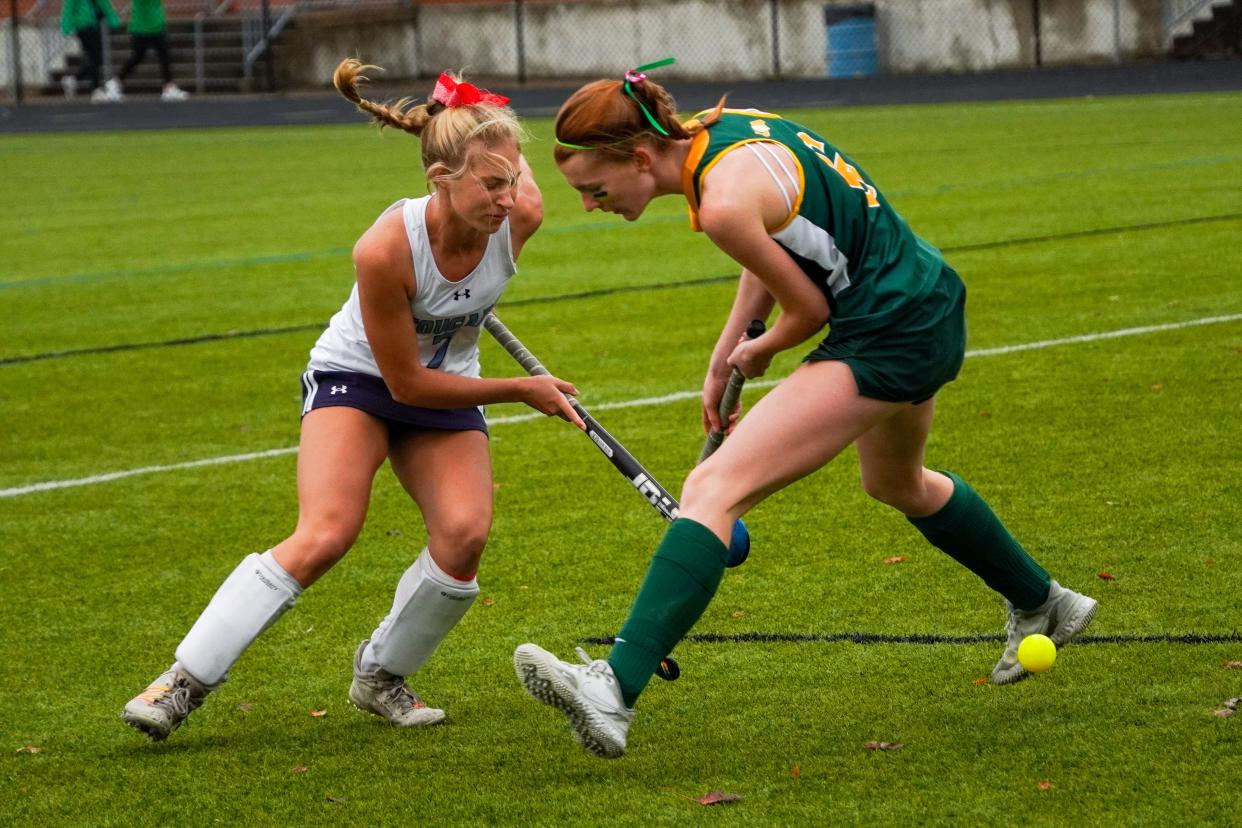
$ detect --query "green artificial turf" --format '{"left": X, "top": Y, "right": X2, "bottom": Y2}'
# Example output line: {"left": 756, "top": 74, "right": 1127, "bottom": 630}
{"left": 1, "top": 91, "right": 1240, "bottom": 825}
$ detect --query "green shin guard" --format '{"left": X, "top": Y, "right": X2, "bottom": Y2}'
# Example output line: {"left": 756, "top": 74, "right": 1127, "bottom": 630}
{"left": 610, "top": 518, "right": 729, "bottom": 706}
{"left": 908, "top": 471, "right": 1051, "bottom": 610}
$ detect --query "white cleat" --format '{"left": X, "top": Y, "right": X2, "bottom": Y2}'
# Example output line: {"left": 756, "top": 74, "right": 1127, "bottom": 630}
{"left": 993, "top": 580, "right": 1099, "bottom": 684}
{"left": 348, "top": 640, "right": 445, "bottom": 727}
{"left": 104, "top": 77, "right": 124, "bottom": 102}
{"left": 121, "top": 667, "right": 209, "bottom": 741}
{"left": 161, "top": 83, "right": 189, "bottom": 102}
{"left": 61, "top": 74, "right": 78, "bottom": 99}
{"left": 514, "top": 643, "right": 634, "bottom": 758}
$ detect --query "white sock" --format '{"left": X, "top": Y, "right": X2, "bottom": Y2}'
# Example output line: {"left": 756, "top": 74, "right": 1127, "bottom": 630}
{"left": 363, "top": 548, "right": 478, "bottom": 677}
{"left": 175, "top": 551, "right": 302, "bottom": 687}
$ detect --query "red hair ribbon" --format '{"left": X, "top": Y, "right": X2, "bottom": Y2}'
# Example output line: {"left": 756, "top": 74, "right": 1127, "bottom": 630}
{"left": 431, "top": 73, "right": 510, "bottom": 108}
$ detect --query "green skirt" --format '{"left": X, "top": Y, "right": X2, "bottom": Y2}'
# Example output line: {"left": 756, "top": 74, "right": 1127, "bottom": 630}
{"left": 805, "top": 264, "right": 966, "bottom": 404}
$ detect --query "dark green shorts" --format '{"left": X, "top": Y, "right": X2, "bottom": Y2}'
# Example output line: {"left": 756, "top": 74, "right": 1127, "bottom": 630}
{"left": 804, "top": 265, "right": 967, "bottom": 403}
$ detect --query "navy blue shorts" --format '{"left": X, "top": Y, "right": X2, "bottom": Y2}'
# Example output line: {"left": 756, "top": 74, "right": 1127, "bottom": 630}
{"left": 300, "top": 370, "right": 488, "bottom": 435}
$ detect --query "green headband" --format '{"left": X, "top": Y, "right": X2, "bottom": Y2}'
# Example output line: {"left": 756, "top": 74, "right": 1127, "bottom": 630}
{"left": 555, "top": 58, "right": 676, "bottom": 151}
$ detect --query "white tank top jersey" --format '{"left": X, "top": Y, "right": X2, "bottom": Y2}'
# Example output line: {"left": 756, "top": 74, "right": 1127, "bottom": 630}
{"left": 308, "top": 195, "right": 516, "bottom": 380}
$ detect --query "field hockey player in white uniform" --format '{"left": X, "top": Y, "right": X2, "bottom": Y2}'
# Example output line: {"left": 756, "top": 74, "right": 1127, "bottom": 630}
{"left": 121, "top": 59, "right": 582, "bottom": 741}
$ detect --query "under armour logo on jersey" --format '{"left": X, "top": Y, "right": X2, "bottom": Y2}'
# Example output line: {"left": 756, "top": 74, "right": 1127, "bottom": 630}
{"left": 330, "top": 385, "right": 348, "bottom": 395}
{"left": 453, "top": 289, "right": 471, "bottom": 300}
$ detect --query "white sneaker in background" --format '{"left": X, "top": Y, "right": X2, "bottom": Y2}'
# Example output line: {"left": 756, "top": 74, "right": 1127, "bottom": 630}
{"left": 104, "top": 77, "right": 124, "bottom": 102}
{"left": 161, "top": 83, "right": 189, "bottom": 102}
{"left": 61, "top": 74, "right": 78, "bottom": 99}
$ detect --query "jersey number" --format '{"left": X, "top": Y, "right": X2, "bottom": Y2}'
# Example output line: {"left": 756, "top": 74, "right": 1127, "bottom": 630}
{"left": 427, "top": 332, "right": 453, "bottom": 370}
{"left": 797, "top": 132, "right": 879, "bottom": 208}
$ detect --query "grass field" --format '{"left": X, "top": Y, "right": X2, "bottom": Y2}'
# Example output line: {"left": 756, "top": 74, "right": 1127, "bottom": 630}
{"left": 2, "top": 89, "right": 1241, "bottom": 825}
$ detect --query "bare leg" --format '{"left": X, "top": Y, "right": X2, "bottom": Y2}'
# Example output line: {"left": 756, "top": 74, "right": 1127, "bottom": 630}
{"left": 855, "top": 397, "right": 953, "bottom": 518}
{"left": 388, "top": 428, "right": 493, "bottom": 578}
{"left": 272, "top": 407, "right": 389, "bottom": 587}
{"left": 358, "top": 428, "right": 491, "bottom": 682}
{"left": 679, "top": 360, "right": 904, "bottom": 542}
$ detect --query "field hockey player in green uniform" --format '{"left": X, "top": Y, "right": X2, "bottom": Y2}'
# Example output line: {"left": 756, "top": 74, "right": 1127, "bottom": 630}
{"left": 513, "top": 60, "right": 1099, "bottom": 758}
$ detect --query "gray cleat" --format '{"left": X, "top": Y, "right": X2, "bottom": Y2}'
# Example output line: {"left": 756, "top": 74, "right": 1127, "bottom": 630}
{"left": 121, "top": 667, "right": 209, "bottom": 741}
{"left": 514, "top": 643, "right": 634, "bottom": 759}
{"left": 993, "top": 580, "right": 1099, "bottom": 685}
{"left": 348, "top": 640, "right": 445, "bottom": 726}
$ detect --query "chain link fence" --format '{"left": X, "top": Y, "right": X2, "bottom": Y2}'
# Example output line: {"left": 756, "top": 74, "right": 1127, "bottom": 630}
{"left": 3, "top": 0, "right": 1236, "bottom": 102}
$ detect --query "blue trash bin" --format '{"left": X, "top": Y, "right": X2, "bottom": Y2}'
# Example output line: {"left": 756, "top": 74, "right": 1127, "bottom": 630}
{"left": 825, "top": 4, "right": 878, "bottom": 78}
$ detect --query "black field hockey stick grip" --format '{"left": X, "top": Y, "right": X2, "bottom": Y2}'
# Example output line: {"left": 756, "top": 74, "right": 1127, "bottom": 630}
{"left": 484, "top": 313, "right": 681, "bottom": 523}
{"left": 697, "top": 319, "right": 766, "bottom": 464}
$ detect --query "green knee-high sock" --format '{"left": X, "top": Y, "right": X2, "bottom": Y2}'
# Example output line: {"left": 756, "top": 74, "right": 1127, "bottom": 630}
{"left": 609, "top": 518, "right": 728, "bottom": 707}
{"left": 907, "top": 471, "right": 1051, "bottom": 610}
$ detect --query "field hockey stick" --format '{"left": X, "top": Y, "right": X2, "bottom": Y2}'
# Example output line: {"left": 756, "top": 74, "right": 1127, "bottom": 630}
{"left": 697, "top": 319, "right": 766, "bottom": 464}
{"left": 484, "top": 313, "right": 680, "bottom": 522}
{"left": 484, "top": 312, "right": 681, "bottom": 680}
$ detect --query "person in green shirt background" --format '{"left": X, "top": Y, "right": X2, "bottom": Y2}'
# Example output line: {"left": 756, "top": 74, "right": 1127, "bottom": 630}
{"left": 103, "top": 0, "right": 189, "bottom": 101}
{"left": 60, "top": 0, "right": 120, "bottom": 101}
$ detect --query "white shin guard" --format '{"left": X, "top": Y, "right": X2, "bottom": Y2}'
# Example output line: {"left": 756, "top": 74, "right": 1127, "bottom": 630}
{"left": 175, "top": 551, "right": 302, "bottom": 687}
{"left": 366, "top": 548, "right": 479, "bottom": 677}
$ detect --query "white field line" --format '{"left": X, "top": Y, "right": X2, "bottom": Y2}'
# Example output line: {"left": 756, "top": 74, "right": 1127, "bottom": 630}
{"left": 3, "top": 312, "right": 1240, "bottom": 499}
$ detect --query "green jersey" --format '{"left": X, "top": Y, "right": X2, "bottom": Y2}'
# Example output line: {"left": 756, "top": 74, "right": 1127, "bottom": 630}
{"left": 683, "top": 110, "right": 945, "bottom": 338}
{"left": 61, "top": 0, "right": 121, "bottom": 35}
{"left": 127, "top": 0, "right": 166, "bottom": 35}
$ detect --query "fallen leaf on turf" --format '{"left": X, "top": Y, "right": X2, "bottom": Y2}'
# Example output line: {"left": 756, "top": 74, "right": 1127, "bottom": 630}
{"left": 863, "top": 741, "right": 904, "bottom": 751}
{"left": 1150, "top": 384, "right": 1164, "bottom": 391}
{"left": 481, "top": 597, "right": 495, "bottom": 607}
{"left": 883, "top": 556, "right": 906, "bottom": 565}
{"left": 972, "top": 677, "right": 990, "bottom": 686}
{"left": 731, "top": 610, "right": 747, "bottom": 619}
{"left": 291, "top": 766, "right": 309, "bottom": 774}
{"left": 1206, "top": 559, "right": 1217, "bottom": 566}
{"left": 1223, "top": 661, "right": 1242, "bottom": 670}
{"left": 16, "top": 745, "right": 40, "bottom": 754}
{"left": 790, "top": 766, "right": 801, "bottom": 778}
{"left": 1037, "top": 780, "right": 1054, "bottom": 790}
{"left": 309, "top": 709, "right": 328, "bottom": 718}
{"left": 1097, "top": 571, "right": 1116, "bottom": 581}
{"left": 1213, "top": 709, "right": 1234, "bottom": 718}
{"left": 386, "top": 530, "right": 403, "bottom": 537}
{"left": 977, "top": 410, "right": 991, "bottom": 418}
{"left": 326, "top": 795, "right": 349, "bottom": 803}
{"left": 18, "top": 786, "right": 29, "bottom": 793}
{"left": 695, "top": 790, "right": 742, "bottom": 805}
{"left": 237, "top": 703, "right": 255, "bottom": 712}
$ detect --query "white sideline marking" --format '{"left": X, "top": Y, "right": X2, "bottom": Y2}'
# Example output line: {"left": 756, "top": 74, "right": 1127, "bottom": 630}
{"left": 3, "top": 313, "right": 1240, "bottom": 499}
{"left": 1, "top": 448, "right": 299, "bottom": 498}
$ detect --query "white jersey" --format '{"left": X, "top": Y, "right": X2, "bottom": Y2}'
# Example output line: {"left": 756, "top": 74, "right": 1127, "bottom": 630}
{"left": 308, "top": 195, "right": 516, "bottom": 379}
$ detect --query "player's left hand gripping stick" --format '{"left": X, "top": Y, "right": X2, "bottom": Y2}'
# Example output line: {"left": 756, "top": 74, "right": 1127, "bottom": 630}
{"left": 697, "top": 319, "right": 766, "bottom": 567}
